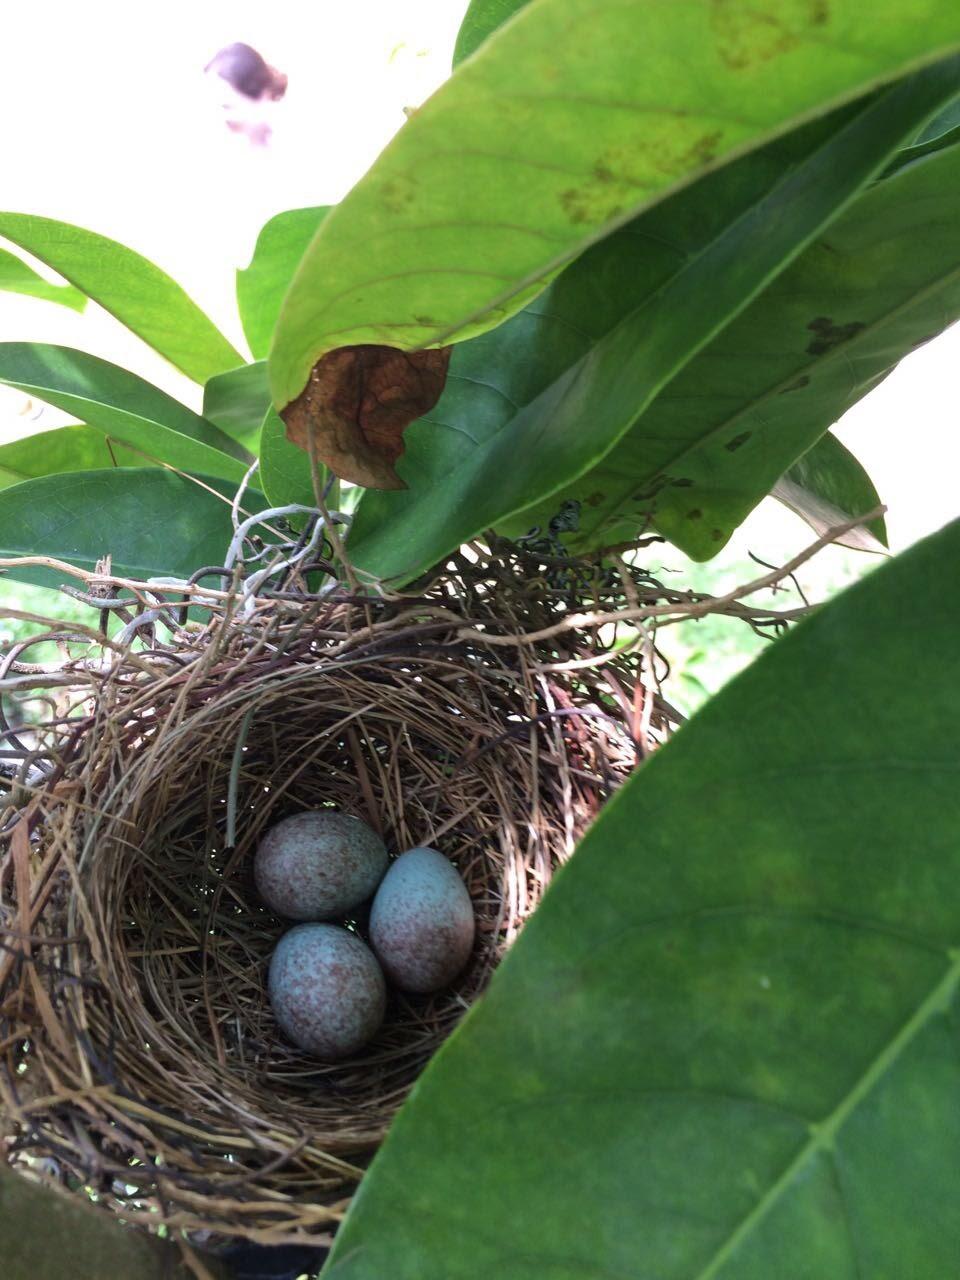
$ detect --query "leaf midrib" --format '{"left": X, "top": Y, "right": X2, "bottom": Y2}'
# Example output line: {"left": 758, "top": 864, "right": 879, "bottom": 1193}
{"left": 694, "top": 948, "right": 960, "bottom": 1279}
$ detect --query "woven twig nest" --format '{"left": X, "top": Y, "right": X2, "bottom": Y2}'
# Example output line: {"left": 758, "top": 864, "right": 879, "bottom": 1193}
{"left": 0, "top": 537, "right": 673, "bottom": 1246}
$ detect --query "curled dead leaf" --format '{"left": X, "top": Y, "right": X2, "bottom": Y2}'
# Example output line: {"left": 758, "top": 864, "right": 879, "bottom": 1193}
{"left": 281, "top": 344, "right": 453, "bottom": 489}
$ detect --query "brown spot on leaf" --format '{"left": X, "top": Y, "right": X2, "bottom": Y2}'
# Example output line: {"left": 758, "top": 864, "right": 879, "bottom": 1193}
{"left": 646, "top": 125, "right": 726, "bottom": 180}
{"left": 584, "top": 491, "right": 606, "bottom": 507}
{"left": 683, "top": 129, "right": 723, "bottom": 170}
{"left": 711, "top": 0, "right": 829, "bottom": 70}
{"left": 380, "top": 175, "right": 417, "bottom": 213}
{"left": 711, "top": 528, "right": 724, "bottom": 542}
{"left": 559, "top": 186, "right": 624, "bottom": 226}
{"left": 724, "top": 431, "right": 752, "bottom": 452}
{"left": 806, "top": 316, "right": 865, "bottom": 357}
{"left": 282, "top": 344, "right": 453, "bottom": 489}
{"left": 779, "top": 375, "right": 810, "bottom": 394}
{"left": 671, "top": 477, "right": 694, "bottom": 487}
{"left": 686, "top": 508, "right": 703, "bottom": 520}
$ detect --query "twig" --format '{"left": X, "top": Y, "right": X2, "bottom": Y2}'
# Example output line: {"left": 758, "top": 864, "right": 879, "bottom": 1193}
{"left": 455, "top": 509, "right": 881, "bottom": 648}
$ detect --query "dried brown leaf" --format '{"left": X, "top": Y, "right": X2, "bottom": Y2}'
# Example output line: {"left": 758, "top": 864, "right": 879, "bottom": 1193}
{"left": 281, "top": 344, "right": 453, "bottom": 489}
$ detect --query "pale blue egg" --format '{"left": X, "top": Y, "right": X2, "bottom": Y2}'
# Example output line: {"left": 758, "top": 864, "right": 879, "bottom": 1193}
{"left": 255, "top": 810, "right": 388, "bottom": 920}
{"left": 369, "top": 847, "right": 475, "bottom": 994}
{"left": 268, "top": 924, "right": 386, "bottom": 1059}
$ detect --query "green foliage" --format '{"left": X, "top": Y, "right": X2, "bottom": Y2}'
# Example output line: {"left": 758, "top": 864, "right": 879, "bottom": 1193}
{"left": 537, "top": 124, "right": 960, "bottom": 560}
{"left": 0, "top": 343, "right": 252, "bottom": 483}
{"left": 654, "top": 534, "right": 879, "bottom": 719}
{"left": 0, "top": 246, "right": 85, "bottom": 312}
{"left": 236, "top": 206, "right": 329, "bottom": 360}
{"left": 915, "top": 91, "right": 960, "bottom": 141}
{"left": 324, "top": 513, "right": 960, "bottom": 1278}
{"left": 0, "top": 469, "right": 268, "bottom": 586}
{"left": 0, "top": 14, "right": 956, "bottom": 585}
{"left": 2, "top": 7, "right": 960, "bottom": 1273}
{"left": 259, "top": 409, "right": 318, "bottom": 507}
{"left": 0, "top": 213, "right": 241, "bottom": 382}
{"left": 0, "top": 425, "right": 143, "bottom": 489}
{"left": 269, "top": 0, "right": 960, "bottom": 410}
{"left": 202, "top": 361, "right": 271, "bottom": 453}
{"left": 452, "top": 0, "right": 529, "bottom": 65}
{"left": 776, "top": 432, "right": 888, "bottom": 549}
{"left": 349, "top": 70, "right": 953, "bottom": 581}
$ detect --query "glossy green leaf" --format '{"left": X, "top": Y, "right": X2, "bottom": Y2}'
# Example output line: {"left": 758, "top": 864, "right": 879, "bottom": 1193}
{"left": 0, "top": 469, "right": 265, "bottom": 586}
{"left": 348, "top": 68, "right": 955, "bottom": 581}
{"left": 587, "top": 134, "right": 960, "bottom": 559}
{"left": 202, "top": 361, "right": 271, "bottom": 452}
{"left": 326, "top": 513, "right": 960, "bottom": 1280}
{"left": 270, "top": 0, "right": 960, "bottom": 409}
{"left": 237, "top": 207, "right": 328, "bottom": 360}
{"left": 881, "top": 113, "right": 960, "bottom": 177}
{"left": 916, "top": 91, "right": 960, "bottom": 141}
{"left": 0, "top": 344, "right": 253, "bottom": 483}
{"left": 452, "top": 0, "right": 529, "bottom": 65}
{"left": 773, "top": 432, "right": 887, "bottom": 550}
{"left": 0, "top": 246, "right": 85, "bottom": 312}
{"left": 0, "top": 213, "right": 242, "bottom": 382}
{"left": 259, "top": 409, "right": 318, "bottom": 508}
{"left": 0, "top": 425, "right": 144, "bottom": 490}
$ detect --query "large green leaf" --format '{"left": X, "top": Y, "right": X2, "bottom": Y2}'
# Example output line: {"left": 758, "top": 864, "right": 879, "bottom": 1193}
{"left": 459, "top": 7, "right": 955, "bottom": 235}
{"left": 269, "top": 0, "right": 960, "bottom": 409}
{"left": 0, "top": 425, "right": 144, "bottom": 490}
{"left": 774, "top": 432, "right": 887, "bottom": 550}
{"left": 0, "top": 344, "right": 253, "bottom": 483}
{"left": 0, "top": 213, "right": 242, "bottom": 383}
{"left": 560, "top": 134, "right": 960, "bottom": 559}
{"left": 452, "top": 0, "right": 529, "bottom": 65}
{"left": 0, "top": 469, "right": 265, "bottom": 586}
{"left": 0, "top": 246, "right": 85, "bottom": 312}
{"left": 259, "top": 409, "right": 317, "bottom": 508}
{"left": 202, "top": 361, "right": 271, "bottom": 452}
{"left": 236, "top": 207, "right": 328, "bottom": 360}
{"left": 348, "top": 68, "right": 955, "bottom": 581}
{"left": 325, "top": 512, "right": 960, "bottom": 1279}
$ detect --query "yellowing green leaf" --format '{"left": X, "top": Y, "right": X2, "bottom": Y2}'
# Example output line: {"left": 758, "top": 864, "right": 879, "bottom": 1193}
{"left": 270, "top": 0, "right": 960, "bottom": 409}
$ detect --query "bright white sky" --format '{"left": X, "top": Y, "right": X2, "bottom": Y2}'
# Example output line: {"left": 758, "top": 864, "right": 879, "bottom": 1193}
{"left": 1, "top": 0, "right": 957, "bottom": 559}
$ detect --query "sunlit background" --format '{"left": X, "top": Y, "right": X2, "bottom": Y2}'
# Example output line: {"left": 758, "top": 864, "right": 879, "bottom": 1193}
{"left": 2, "top": 0, "right": 958, "bottom": 712}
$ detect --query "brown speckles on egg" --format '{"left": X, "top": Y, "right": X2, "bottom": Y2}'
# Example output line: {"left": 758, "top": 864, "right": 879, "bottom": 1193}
{"left": 254, "top": 810, "right": 388, "bottom": 921}
{"left": 369, "top": 847, "right": 475, "bottom": 994}
{"left": 268, "top": 924, "right": 386, "bottom": 1059}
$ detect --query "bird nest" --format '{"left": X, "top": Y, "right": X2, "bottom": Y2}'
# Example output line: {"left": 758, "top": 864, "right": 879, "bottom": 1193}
{"left": 0, "top": 531, "right": 683, "bottom": 1250}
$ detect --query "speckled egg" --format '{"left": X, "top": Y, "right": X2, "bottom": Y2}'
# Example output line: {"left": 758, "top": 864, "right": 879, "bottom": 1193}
{"left": 254, "top": 810, "right": 388, "bottom": 921}
{"left": 369, "top": 847, "right": 475, "bottom": 994}
{"left": 268, "top": 924, "right": 386, "bottom": 1058}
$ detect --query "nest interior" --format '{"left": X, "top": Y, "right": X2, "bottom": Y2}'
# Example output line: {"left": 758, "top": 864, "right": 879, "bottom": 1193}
{"left": 0, "top": 545, "right": 669, "bottom": 1245}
